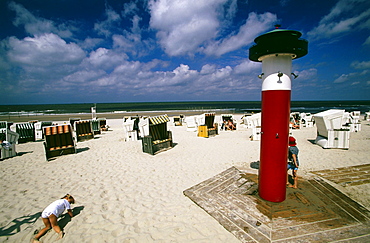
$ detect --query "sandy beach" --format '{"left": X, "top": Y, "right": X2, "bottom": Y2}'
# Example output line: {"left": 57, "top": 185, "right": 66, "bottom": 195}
{"left": 1, "top": 115, "right": 369, "bottom": 242}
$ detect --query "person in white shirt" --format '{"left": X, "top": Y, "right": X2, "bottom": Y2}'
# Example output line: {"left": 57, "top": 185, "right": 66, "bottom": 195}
{"left": 33, "top": 194, "right": 75, "bottom": 242}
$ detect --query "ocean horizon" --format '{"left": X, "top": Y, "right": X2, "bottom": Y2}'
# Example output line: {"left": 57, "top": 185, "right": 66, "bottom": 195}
{"left": 1, "top": 100, "right": 370, "bottom": 117}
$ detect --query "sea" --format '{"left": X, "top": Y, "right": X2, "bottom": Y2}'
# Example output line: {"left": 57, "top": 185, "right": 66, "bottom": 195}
{"left": 1, "top": 101, "right": 370, "bottom": 118}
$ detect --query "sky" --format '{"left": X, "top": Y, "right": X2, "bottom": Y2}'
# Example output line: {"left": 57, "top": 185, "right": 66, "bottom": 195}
{"left": 0, "top": 0, "right": 369, "bottom": 105}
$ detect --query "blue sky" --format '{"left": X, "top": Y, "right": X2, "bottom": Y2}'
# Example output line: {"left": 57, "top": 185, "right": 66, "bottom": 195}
{"left": 0, "top": 0, "right": 369, "bottom": 104}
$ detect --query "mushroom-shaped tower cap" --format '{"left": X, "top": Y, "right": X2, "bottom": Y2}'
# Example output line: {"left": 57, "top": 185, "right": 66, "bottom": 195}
{"left": 249, "top": 28, "right": 308, "bottom": 62}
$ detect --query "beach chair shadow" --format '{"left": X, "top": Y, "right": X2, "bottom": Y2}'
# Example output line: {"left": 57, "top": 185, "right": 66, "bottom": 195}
{"left": 307, "top": 139, "right": 316, "bottom": 145}
{"left": 16, "top": 151, "right": 33, "bottom": 156}
{"left": 76, "top": 147, "right": 90, "bottom": 153}
{"left": 0, "top": 211, "right": 41, "bottom": 236}
{"left": 58, "top": 206, "right": 84, "bottom": 231}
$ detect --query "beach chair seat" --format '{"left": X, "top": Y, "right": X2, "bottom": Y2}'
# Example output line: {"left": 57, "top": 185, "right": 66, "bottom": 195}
{"left": 16, "top": 123, "right": 35, "bottom": 143}
{"left": 173, "top": 116, "right": 183, "bottom": 126}
{"left": 141, "top": 115, "right": 173, "bottom": 155}
{"left": 43, "top": 124, "right": 76, "bottom": 161}
{"left": 98, "top": 118, "right": 108, "bottom": 131}
{"left": 221, "top": 114, "right": 236, "bottom": 131}
{"left": 74, "top": 120, "right": 94, "bottom": 142}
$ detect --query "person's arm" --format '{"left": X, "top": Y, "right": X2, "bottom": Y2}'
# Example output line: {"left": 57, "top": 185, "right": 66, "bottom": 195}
{"left": 67, "top": 209, "right": 73, "bottom": 218}
{"left": 292, "top": 154, "right": 298, "bottom": 167}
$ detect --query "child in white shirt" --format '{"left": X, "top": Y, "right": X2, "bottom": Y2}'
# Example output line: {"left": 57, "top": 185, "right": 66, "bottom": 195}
{"left": 33, "top": 194, "right": 75, "bottom": 242}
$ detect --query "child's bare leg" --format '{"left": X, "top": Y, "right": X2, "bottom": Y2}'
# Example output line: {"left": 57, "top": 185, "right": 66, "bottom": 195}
{"left": 33, "top": 218, "right": 51, "bottom": 241}
{"left": 292, "top": 170, "right": 298, "bottom": 188}
{"left": 49, "top": 214, "right": 64, "bottom": 239}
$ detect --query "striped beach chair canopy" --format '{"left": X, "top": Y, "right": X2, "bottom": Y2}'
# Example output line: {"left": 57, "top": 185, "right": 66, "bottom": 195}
{"left": 149, "top": 115, "right": 170, "bottom": 125}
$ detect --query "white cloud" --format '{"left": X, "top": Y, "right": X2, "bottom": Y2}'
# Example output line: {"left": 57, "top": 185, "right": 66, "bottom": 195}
{"left": 365, "top": 36, "right": 370, "bottom": 45}
{"left": 200, "top": 64, "right": 217, "bottom": 75}
{"left": 295, "top": 68, "right": 318, "bottom": 80}
{"left": 149, "top": 0, "right": 276, "bottom": 57}
{"left": 7, "top": 33, "right": 85, "bottom": 68}
{"left": 94, "top": 7, "right": 121, "bottom": 37}
{"left": 233, "top": 60, "right": 261, "bottom": 75}
{"left": 333, "top": 74, "right": 348, "bottom": 83}
{"left": 149, "top": 0, "right": 223, "bottom": 56}
{"left": 351, "top": 61, "right": 370, "bottom": 69}
{"left": 62, "top": 70, "right": 106, "bottom": 84}
{"left": 85, "top": 48, "right": 128, "bottom": 71}
{"left": 80, "top": 37, "right": 104, "bottom": 50}
{"left": 204, "top": 12, "right": 277, "bottom": 56}
{"left": 8, "top": 1, "right": 74, "bottom": 38}
{"left": 308, "top": 0, "right": 370, "bottom": 41}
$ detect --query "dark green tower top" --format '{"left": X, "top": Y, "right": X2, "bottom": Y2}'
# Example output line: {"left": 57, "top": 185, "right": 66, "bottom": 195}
{"left": 249, "top": 28, "right": 308, "bottom": 62}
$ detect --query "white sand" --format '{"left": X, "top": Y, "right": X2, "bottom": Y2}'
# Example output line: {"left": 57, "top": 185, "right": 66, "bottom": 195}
{"left": 1, "top": 116, "right": 369, "bottom": 242}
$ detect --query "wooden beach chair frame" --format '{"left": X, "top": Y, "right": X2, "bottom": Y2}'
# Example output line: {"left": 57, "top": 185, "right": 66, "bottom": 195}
{"left": 0, "top": 124, "right": 19, "bottom": 160}
{"left": 197, "top": 113, "right": 218, "bottom": 138}
{"left": 142, "top": 115, "right": 173, "bottom": 155}
{"left": 74, "top": 120, "right": 94, "bottom": 142}
{"left": 43, "top": 124, "right": 76, "bottom": 161}
{"left": 91, "top": 119, "right": 101, "bottom": 135}
{"left": 16, "top": 122, "right": 36, "bottom": 143}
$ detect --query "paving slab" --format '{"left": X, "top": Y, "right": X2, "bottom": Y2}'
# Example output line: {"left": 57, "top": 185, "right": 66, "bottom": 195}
{"left": 184, "top": 167, "right": 370, "bottom": 242}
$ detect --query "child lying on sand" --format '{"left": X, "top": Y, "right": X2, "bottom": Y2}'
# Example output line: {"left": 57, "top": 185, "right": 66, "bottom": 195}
{"left": 32, "top": 194, "right": 74, "bottom": 242}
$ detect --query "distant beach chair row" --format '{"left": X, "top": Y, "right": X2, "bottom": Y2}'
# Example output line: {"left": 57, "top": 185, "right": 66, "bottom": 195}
{"left": 1, "top": 117, "right": 109, "bottom": 161}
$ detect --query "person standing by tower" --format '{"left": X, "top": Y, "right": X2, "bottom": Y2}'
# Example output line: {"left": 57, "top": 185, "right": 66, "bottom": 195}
{"left": 287, "top": 136, "right": 299, "bottom": 188}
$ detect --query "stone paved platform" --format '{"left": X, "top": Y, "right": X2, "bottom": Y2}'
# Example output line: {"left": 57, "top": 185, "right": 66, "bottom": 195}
{"left": 184, "top": 167, "right": 370, "bottom": 242}
{"left": 312, "top": 164, "right": 370, "bottom": 186}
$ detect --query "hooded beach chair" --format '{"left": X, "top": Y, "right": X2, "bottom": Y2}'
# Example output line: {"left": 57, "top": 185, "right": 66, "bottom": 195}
{"left": 74, "top": 120, "right": 94, "bottom": 142}
{"left": 197, "top": 113, "right": 218, "bottom": 138}
{"left": 313, "top": 109, "right": 350, "bottom": 149}
{"left": 248, "top": 113, "right": 261, "bottom": 141}
{"left": 0, "top": 123, "right": 19, "bottom": 160}
{"left": 123, "top": 117, "right": 139, "bottom": 141}
{"left": 43, "top": 124, "right": 76, "bottom": 161}
{"left": 141, "top": 115, "right": 173, "bottom": 155}
{"left": 15, "top": 122, "right": 36, "bottom": 143}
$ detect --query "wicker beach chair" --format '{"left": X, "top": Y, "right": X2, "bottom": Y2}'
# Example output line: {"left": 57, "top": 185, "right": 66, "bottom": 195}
{"left": 43, "top": 124, "right": 76, "bottom": 161}
{"left": 74, "top": 120, "right": 94, "bottom": 142}
{"left": 141, "top": 115, "right": 173, "bottom": 155}
{"left": 313, "top": 109, "right": 350, "bottom": 149}
{"left": 15, "top": 122, "right": 36, "bottom": 143}
{"left": 197, "top": 113, "right": 218, "bottom": 138}
{"left": 0, "top": 124, "right": 19, "bottom": 160}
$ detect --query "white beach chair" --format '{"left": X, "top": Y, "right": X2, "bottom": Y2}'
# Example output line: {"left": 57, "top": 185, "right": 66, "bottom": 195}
{"left": 185, "top": 116, "right": 198, "bottom": 132}
{"left": 249, "top": 113, "right": 261, "bottom": 141}
{"left": 313, "top": 109, "right": 350, "bottom": 149}
{"left": 123, "top": 119, "right": 137, "bottom": 141}
{"left": 0, "top": 126, "right": 19, "bottom": 160}
{"left": 300, "top": 113, "right": 314, "bottom": 127}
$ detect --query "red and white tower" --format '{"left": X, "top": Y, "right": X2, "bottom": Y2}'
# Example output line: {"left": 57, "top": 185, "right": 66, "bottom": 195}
{"left": 249, "top": 27, "right": 308, "bottom": 202}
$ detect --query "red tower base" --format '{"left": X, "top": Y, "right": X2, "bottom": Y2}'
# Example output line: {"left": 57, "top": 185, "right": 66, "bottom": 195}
{"left": 259, "top": 89, "right": 291, "bottom": 202}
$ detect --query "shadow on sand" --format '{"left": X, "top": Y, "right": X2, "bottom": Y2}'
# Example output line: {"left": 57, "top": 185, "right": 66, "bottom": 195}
{"left": 0, "top": 211, "right": 41, "bottom": 237}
